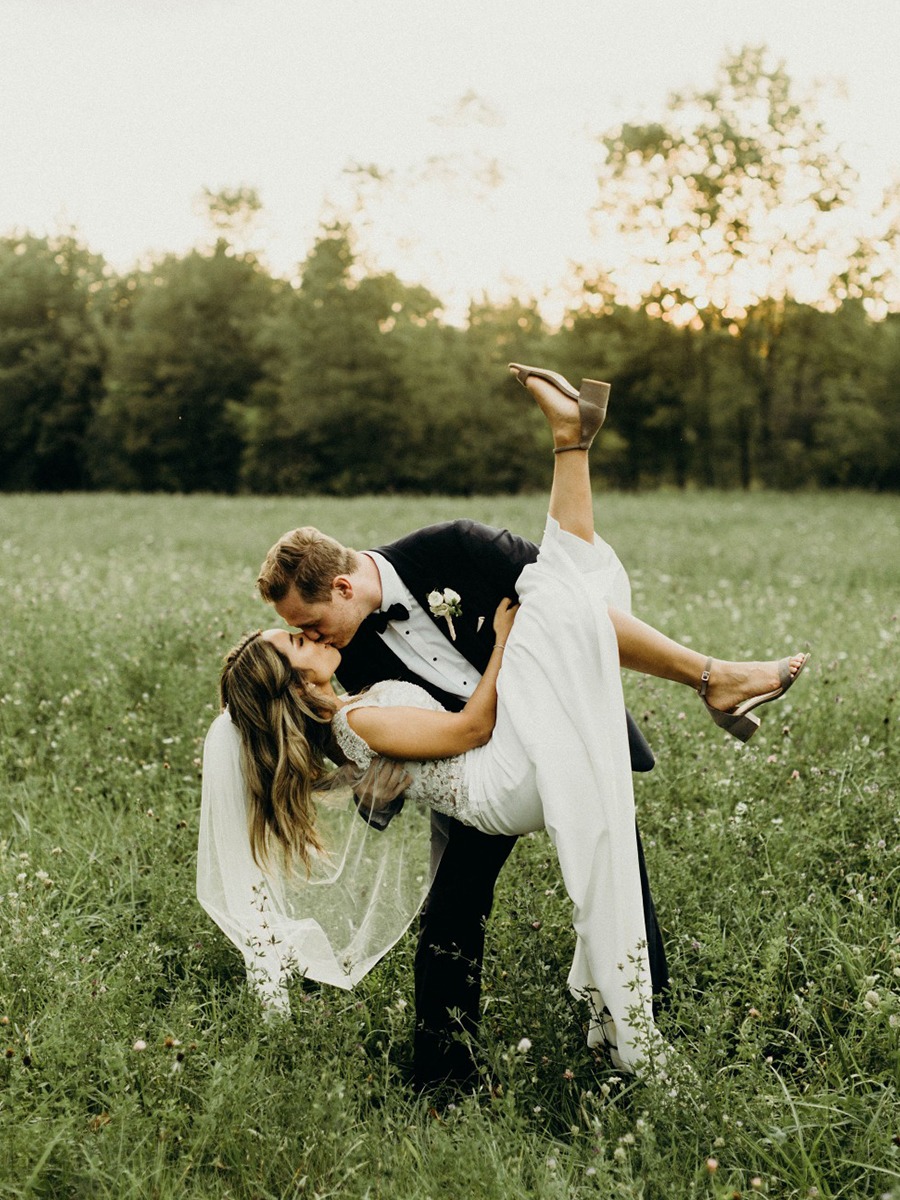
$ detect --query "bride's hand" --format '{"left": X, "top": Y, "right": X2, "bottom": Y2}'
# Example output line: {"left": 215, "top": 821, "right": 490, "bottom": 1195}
{"left": 492, "top": 598, "right": 519, "bottom": 645}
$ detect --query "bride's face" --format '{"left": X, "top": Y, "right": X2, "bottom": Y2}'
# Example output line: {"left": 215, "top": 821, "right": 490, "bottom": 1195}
{"left": 262, "top": 629, "right": 341, "bottom": 687}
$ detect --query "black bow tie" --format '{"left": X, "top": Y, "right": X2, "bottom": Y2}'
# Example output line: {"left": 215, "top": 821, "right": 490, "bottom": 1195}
{"left": 367, "top": 602, "right": 410, "bottom": 634}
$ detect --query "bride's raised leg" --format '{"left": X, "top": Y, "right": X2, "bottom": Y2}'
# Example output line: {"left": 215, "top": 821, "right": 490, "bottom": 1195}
{"left": 511, "top": 364, "right": 808, "bottom": 729}
{"left": 511, "top": 369, "right": 596, "bottom": 544}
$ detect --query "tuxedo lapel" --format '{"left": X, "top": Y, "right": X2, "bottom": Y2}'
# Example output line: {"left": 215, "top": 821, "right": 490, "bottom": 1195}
{"left": 336, "top": 618, "right": 466, "bottom": 712}
{"left": 377, "top": 534, "right": 498, "bottom": 673}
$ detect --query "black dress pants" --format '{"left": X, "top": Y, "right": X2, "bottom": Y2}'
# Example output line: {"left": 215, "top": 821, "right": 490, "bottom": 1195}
{"left": 412, "top": 817, "right": 668, "bottom": 1089}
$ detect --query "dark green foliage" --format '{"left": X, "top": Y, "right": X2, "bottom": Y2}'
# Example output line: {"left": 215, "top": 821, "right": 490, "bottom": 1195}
{"left": 87, "top": 244, "right": 280, "bottom": 492}
{"left": 1, "top": 224, "right": 898, "bottom": 495}
{"left": 0, "top": 234, "right": 109, "bottom": 490}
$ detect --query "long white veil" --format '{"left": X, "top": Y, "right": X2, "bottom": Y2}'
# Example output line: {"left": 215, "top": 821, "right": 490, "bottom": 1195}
{"left": 197, "top": 711, "right": 440, "bottom": 1010}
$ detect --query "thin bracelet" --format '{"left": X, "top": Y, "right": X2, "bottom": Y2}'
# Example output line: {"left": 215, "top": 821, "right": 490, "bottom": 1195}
{"left": 493, "top": 643, "right": 506, "bottom": 651}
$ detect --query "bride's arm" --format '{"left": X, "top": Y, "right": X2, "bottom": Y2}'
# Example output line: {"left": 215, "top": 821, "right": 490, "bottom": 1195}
{"left": 345, "top": 600, "right": 517, "bottom": 760}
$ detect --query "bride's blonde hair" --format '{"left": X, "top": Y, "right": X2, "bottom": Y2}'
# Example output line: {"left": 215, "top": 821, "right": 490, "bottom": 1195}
{"left": 219, "top": 631, "right": 334, "bottom": 873}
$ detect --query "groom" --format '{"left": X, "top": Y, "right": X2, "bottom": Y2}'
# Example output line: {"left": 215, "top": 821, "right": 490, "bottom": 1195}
{"left": 257, "top": 517, "right": 667, "bottom": 1090}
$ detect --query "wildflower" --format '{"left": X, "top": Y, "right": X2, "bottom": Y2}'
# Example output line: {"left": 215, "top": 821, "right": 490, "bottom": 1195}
{"left": 864, "top": 990, "right": 880, "bottom": 1010}
{"left": 562, "top": 1067, "right": 574, "bottom": 1080}
{"left": 790, "top": 769, "right": 800, "bottom": 780}
{"left": 707, "top": 1157, "right": 718, "bottom": 1173}
{"left": 766, "top": 754, "right": 778, "bottom": 764}
{"left": 516, "top": 1037, "right": 532, "bottom": 1053}
{"left": 132, "top": 1039, "right": 147, "bottom": 1052}
{"left": 613, "top": 1146, "right": 627, "bottom": 1162}
{"left": 546, "top": 1157, "right": 557, "bottom": 1170}
{"left": 751, "top": 1178, "right": 763, "bottom": 1190}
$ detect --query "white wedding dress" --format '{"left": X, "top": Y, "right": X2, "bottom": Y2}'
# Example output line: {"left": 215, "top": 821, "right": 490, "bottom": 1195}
{"left": 199, "top": 518, "right": 659, "bottom": 1071}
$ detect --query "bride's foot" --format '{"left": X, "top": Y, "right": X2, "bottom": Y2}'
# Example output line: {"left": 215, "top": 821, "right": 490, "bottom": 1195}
{"left": 512, "top": 368, "right": 583, "bottom": 450}
{"left": 701, "top": 655, "right": 808, "bottom": 714}
{"left": 508, "top": 363, "right": 609, "bottom": 452}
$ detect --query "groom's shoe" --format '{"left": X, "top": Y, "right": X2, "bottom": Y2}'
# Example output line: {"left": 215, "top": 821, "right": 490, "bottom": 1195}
{"left": 508, "top": 362, "right": 610, "bottom": 453}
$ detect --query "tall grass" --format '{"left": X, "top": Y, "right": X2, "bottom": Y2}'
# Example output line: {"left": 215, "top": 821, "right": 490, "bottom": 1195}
{"left": 0, "top": 491, "right": 898, "bottom": 1198}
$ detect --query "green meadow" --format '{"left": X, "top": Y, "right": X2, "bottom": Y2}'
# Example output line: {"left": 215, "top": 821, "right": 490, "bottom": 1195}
{"left": 0, "top": 491, "right": 898, "bottom": 1199}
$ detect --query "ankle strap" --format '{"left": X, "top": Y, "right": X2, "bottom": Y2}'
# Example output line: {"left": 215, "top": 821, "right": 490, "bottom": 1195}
{"left": 698, "top": 657, "right": 712, "bottom": 697}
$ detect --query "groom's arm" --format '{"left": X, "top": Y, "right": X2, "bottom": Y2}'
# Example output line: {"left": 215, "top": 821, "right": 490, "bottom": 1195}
{"left": 449, "top": 519, "right": 538, "bottom": 598}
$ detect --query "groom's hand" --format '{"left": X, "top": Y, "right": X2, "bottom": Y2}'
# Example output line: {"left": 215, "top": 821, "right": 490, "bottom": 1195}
{"left": 354, "top": 758, "right": 412, "bottom": 811}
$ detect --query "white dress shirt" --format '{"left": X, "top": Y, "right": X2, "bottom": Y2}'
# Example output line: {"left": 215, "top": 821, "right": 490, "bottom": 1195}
{"left": 365, "top": 551, "right": 482, "bottom": 700}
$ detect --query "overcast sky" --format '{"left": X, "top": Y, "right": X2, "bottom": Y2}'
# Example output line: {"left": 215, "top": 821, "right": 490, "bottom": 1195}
{"left": 1, "top": 0, "right": 898, "bottom": 319}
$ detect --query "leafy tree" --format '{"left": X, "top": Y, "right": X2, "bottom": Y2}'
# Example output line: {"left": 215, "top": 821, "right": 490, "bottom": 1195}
{"left": 89, "top": 241, "right": 279, "bottom": 491}
{"left": 585, "top": 45, "right": 889, "bottom": 487}
{"left": 0, "top": 234, "right": 108, "bottom": 489}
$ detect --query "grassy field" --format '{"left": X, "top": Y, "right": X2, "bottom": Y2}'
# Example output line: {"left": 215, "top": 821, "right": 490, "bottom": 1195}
{"left": 0, "top": 490, "right": 898, "bottom": 1199}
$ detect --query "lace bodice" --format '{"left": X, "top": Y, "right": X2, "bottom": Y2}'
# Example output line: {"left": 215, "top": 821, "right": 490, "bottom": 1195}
{"left": 331, "top": 680, "right": 475, "bottom": 823}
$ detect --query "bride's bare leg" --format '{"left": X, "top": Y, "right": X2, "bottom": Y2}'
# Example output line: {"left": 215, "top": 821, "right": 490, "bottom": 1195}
{"left": 609, "top": 607, "right": 806, "bottom": 712}
{"left": 518, "top": 369, "right": 807, "bottom": 711}
{"left": 517, "top": 373, "right": 594, "bottom": 543}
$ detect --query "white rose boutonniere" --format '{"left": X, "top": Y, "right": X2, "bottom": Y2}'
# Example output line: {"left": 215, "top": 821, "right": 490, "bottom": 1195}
{"left": 427, "top": 587, "right": 462, "bottom": 641}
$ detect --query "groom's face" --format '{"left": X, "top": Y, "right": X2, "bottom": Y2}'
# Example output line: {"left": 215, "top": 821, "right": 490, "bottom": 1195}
{"left": 273, "top": 580, "right": 362, "bottom": 649}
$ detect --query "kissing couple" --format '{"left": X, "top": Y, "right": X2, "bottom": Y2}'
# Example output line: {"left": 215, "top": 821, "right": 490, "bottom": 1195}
{"left": 199, "top": 364, "right": 808, "bottom": 1086}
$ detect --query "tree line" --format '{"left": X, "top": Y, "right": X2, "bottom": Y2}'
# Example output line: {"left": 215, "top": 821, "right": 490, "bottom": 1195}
{"left": 2, "top": 48, "right": 898, "bottom": 494}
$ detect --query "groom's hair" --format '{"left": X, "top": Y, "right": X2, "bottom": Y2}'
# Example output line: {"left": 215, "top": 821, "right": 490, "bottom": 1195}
{"left": 257, "top": 526, "right": 360, "bottom": 605}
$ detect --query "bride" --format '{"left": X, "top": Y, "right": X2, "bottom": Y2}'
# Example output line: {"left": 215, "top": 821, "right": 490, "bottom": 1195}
{"left": 200, "top": 364, "right": 808, "bottom": 1073}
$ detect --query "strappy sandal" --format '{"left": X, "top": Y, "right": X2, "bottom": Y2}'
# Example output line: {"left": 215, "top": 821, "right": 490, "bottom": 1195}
{"left": 699, "top": 653, "right": 810, "bottom": 742}
{"left": 509, "top": 363, "right": 610, "bottom": 453}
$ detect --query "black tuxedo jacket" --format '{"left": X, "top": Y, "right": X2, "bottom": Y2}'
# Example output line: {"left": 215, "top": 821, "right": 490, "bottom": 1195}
{"left": 335, "top": 519, "right": 654, "bottom": 772}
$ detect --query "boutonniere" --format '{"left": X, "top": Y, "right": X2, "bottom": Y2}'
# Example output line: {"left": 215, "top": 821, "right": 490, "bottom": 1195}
{"left": 427, "top": 587, "right": 462, "bottom": 641}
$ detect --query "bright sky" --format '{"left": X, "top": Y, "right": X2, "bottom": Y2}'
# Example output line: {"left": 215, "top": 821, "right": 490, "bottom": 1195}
{"left": 1, "top": 0, "right": 898, "bottom": 321}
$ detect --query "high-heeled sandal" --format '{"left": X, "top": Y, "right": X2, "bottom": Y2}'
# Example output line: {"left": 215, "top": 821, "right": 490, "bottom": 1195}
{"left": 699, "top": 653, "right": 810, "bottom": 742}
{"left": 509, "top": 363, "right": 610, "bottom": 453}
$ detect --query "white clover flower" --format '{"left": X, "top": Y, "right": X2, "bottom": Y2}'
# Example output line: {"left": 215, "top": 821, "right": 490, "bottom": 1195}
{"left": 864, "top": 990, "right": 880, "bottom": 1010}
{"left": 516, "top": 1037, "right": 532, "bottom": 1053}
{"left": 132, "top": 1039, "right": 147, "bottom": 1052}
